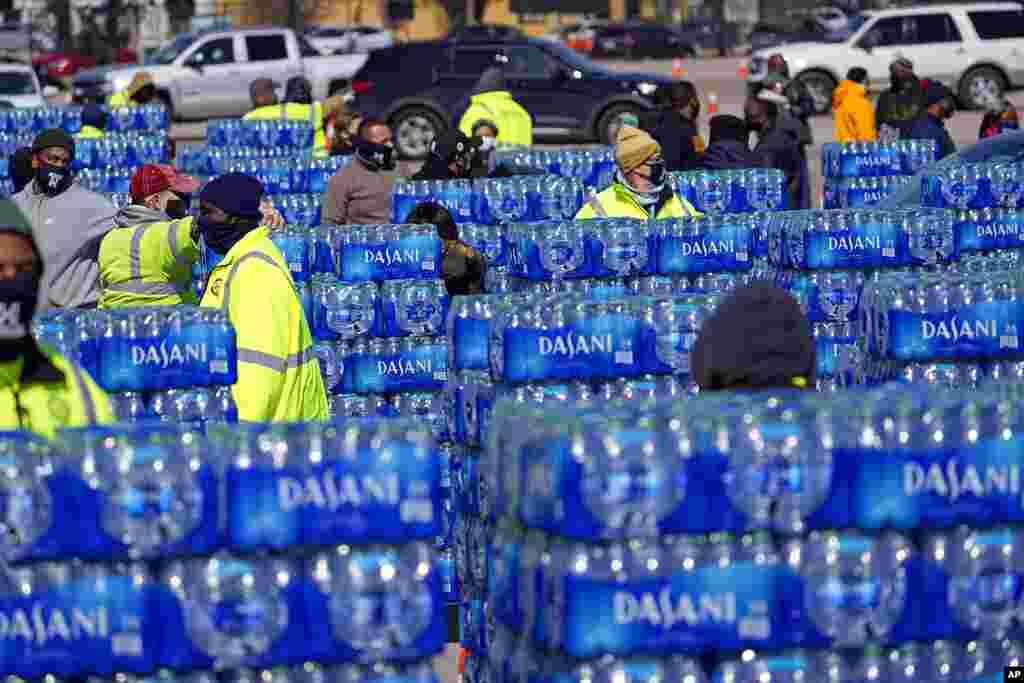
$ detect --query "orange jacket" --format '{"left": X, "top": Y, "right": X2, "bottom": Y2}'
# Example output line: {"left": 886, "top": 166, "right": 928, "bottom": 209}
{"left": 833, "top": 80, "right": 877, "bottom": 143}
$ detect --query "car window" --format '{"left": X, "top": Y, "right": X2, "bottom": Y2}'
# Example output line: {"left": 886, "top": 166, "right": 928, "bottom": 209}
{"left": 0, "top": 72, "right": 36, "bottom": 95}
{"left": 452, "top": 48, "right": 498, "bottom": 74}
{"left": 905, "top": 14, "right": 961, "bottom": 44}
{"left": 246, "top": 34, "right": 289, "bottom": 61}
{"left": 298, "top": 36, "right": 320, "bottom": 57}
{"left": 968, "top": 10, "right": 1024, "bottom": 39}
{"left": 186, "top": 37, "right": 235, "bottom": 66}
{"left": 504, "top": 45, "right": 554, "bottom": 77}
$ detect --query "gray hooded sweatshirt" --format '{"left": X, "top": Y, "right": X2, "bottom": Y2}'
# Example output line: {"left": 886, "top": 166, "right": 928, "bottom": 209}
{"left": 13, "top": 181, "right": 116, "bottom": 310}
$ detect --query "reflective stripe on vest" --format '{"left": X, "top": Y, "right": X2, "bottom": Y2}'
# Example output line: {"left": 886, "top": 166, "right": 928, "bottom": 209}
{"left": 129, "top": 223, "right": 153, "bottom": 279}
{"left": 587, "top": 195, "right": 608, "bottom": 217}
{"left": 168, "top": 221, "right": 181, "bottom": 260}
{"left": 221, "top": 251, "right": 283, "bottom": 313}
{"left": 237, "top": 347, "right": 314, "bottom": 373}
{"left": 68, "top": 361, "right": 98, "bottom": 425}
{"left": 105, "top": 281, "right": 180, "bottom": 295}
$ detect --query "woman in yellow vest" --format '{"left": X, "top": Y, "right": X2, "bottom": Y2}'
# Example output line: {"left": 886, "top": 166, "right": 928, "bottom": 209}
{"left": 243, "top": 77, "right": 328, "bottom": 156}
{"left": 458, "top": 68, "right": 532, "bottom": 147}
{"left": 0, "top": 201, "right": 113, "bottom": 439}
{"left": 575, "top": 126, "right": 701, "bottom": 221}
{"left": 108, "top": 71, "right": 158, "bottom": 108}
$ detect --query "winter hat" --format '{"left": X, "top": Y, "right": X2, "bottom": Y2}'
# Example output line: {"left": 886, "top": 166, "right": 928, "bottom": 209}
{"left": 891, "top": 57, "right": 914, "bottom": 72}
{"left": 285, "top": 76, "right": 313, "bottom": 104}
{"left": 691, "top": 281, "right": 816, "bottom": 391}
{"left": 708, "top": 115, "right": 748, "bottom": 144}
{"left": 200, "top": 173, "right": 265, "bottom": 221}
{"left": 130, "top": 164, "right": 200, "bottom": 202}
{"left": 431, "top": 128, "right": 473, "bottom": 163}
{"left": 31, "top": 128, "right": 74, "bottom": 157}
{"left": 615, "top": 125, "right": 660, "bottom": 173}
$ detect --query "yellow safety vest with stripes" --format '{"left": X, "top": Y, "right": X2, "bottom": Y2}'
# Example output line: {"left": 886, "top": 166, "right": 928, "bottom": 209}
{"left": 0, "top": 342, "right": 114, "bottom": 440}
{"left": 76, "top": 125, "right": 105, "bottom": 139}
{"left": 574, "top": 182, "right": 702, "bottom": 221}
{"left": 98, "top": 216, "right": 199, "bottom": 309}
{"left": 458, "top": 91, "right": 533, "bottom": 146}
{"left": 244, "top": 102, "right": 327, "bottom": 156}
{"left": 199, "top": 227, "right": 329, "bottom": 424}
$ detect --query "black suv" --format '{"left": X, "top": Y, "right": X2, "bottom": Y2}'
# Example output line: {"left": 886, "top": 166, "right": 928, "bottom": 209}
{"left": 348, "top": 37, "right": 675, "bottom": 159}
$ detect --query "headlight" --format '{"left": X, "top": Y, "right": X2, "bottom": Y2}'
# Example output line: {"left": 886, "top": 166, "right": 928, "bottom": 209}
{"left": 637, "top": 82, "right": 658, "bottom": 96}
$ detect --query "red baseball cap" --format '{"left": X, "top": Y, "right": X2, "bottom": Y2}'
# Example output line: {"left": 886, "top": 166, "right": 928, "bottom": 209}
{"left": 129, "top": 164, "right": 201, "bottom": 202}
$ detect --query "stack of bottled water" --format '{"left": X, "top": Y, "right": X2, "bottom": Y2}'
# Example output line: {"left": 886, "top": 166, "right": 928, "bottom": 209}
{"left": 822, "top": 141, "right": 936, "bottom": 209}
{"left": 669, "top": 168, "right": 787, "bottom": 213}
{"left": 473, "top": 384, "right": 1024, "bottom": 683}
{"left": 71, "top": 133, "right": 171, "bottom": 170}
{"left": 769, "top": 208, "right": 956, "bottom": 390}
{"left": 857, "top": 263, "right": 1024, "bottom": 386}
{"left": 207, "top": 119, "right": 316, "bottom": 150}
{"left": 31, "top": 306, "right": 240, "bottom": 427}
{"left": 919, "top": 163, "right": 1024, "bottom": 256}
{"left": 391, "top": 175, "right": 584, "bottom": 225}
{"left": 0, "top": 104, "right": 169, "bottom": 136}
{"left": 0, "top": 417, "right": 447, "bottom": 681}
{"left": 492, "top": 146, "right": 616, "bottom": 190}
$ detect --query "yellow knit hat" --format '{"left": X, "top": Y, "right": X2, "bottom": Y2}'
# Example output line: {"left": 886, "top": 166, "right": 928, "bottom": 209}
{"left": 615, "top": 125, "right": 660, "bottom": 173}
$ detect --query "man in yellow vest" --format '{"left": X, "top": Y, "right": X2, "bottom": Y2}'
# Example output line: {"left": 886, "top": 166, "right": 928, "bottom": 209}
{"left": 244, "top": 77, "right": 327, "bottom": 156}
{"left": 0, "top": 200, "right": 113, "bottom": 438}
{"left": 575, "top": 126, "right": 701, "bottom": 220}
{"left": 75, "top": 104, "right": 107, "bottom": 139}
{"left": 98, "top": 164, "right": 201, "bottom": 308}
{"left": 458, "top": 68, "right": 532, "bottom": 146}
{"left": 196, "top": 173, "right": 328, "bottom": 423}
{"left": 108, "top": 71, "right": 158, "bottom": 108}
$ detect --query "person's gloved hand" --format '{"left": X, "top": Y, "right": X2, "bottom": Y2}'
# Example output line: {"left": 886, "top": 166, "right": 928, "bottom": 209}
{"left": 260, "top": 198, "right": 286, "bottom": 229}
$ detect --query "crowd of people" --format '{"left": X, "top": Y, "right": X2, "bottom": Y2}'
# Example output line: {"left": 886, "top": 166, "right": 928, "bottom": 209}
{"left": 1, "top": 52, "right": 1020, "bottom": 438}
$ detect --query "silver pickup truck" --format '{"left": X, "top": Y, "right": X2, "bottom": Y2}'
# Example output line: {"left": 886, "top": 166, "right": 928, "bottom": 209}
{"left": 71, "top": 27, "right": 367, "bottom": 120}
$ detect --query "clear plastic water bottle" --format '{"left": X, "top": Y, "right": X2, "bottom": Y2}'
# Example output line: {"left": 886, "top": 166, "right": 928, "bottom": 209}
{"left": 713, "top": 650, "right": 810, "bottom": 683}
{"left": 382, "top": 278, "right": 448, "bottom": 337}
{"left": 161, "top": 554, "right": 298, "bottom": 666}
{"left": 0, "top": 432, "right": 54, "bottom": 563}
{"left": 310, "top": 542, "right": 438, "bottom": 657}
{"left": 793, "top": 530, "right": 913, "bottom": 645}
{"left": 930, "top": 526, "right": 1024, "bottom": 638}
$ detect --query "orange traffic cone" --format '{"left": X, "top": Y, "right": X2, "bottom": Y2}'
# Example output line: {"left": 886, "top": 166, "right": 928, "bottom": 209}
{"left": 708, "top": 92, "right": 719, "bottom": 114}
{"left": 459, "top": 647, "right": 468, "bottom": 676}
{"left": 672, "top": 58, "right": 686, "bottom": 78}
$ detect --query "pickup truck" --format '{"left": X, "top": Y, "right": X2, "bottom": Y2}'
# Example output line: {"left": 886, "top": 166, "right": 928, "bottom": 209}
{"left": 71, "top": 27, "right": 368, "bottom": 120}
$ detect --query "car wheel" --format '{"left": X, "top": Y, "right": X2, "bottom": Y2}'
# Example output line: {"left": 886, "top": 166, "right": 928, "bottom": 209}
{"left": 796, "top": 70, "right": 837, "bottom": 115}
{"left": 596, "top": 104, "right": 644, "bottom": 145}
{"left": 959, "top": 66, "right": 1005, "bottom": 110}
{"left": 391, "top": 106, "right": 445, "bottom": 160}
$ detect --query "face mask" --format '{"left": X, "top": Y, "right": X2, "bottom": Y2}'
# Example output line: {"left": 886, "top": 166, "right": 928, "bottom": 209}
{"left": 197, "top": 215, "right": 247, "bottom": 255}
{"left": 356, "top": 140, "right": 396, "bottom": 171}
{"left": 0, "top": 270, "right": 40, "bottom": 360}
{"left": 165, "top": 198, "right": 188, "bottom": 220}
{"left": 36, "top": 163, "right": 72, "bottom": 196}
{"left": 647, "top": 161, "right": 666, "bottom": 187}
{"left": 479, "top": 136, "right": 496, "bottom": 151}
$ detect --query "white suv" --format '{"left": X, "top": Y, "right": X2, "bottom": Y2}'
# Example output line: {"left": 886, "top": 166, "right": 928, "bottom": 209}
{"left": 748, "top": 2, "right": 1024, "bottom": 114}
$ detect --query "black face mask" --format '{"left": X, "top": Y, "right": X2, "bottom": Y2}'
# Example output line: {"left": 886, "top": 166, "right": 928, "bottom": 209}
{"left": 356, "top": 140, "right": 396, "bottom": 171}
{"left": 165, "top": 198, "right": 188, "bottom": 220}
{"left": 0, "top": 270, "right": 40, "bottom": 361}
{"left": 36, "top": 163, "right": 72, "bottom": 196}
{"left": 197, "top": 215, "right": 255, "bottom": 255}
{"left": 133, "top": 85, "right": 157, "bottom": 103}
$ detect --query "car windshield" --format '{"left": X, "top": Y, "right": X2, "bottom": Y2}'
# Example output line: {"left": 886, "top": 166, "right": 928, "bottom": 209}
{"left": 543, "top": 41, "right": 612, "bottom": 75}
{"left": 0, "top": 72, "right": 36, "bottom": 95}
{"left": 847, "top": 13, "right": 869, "bottom": 32}
{"left": 146, "top": 33, "right": 197, "bottom": 65}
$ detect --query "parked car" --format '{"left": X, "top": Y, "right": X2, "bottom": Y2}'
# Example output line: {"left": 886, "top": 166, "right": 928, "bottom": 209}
{"left": 348, "top": 37, "right": 673, "bottom": 159}
{"left": 448, "top": 24, "right": 525, "bottom": 43}
{"left": 35, "top": 47, "right": 137, "bottom": 83}
{"left": 676, "top": 18, "right": 740, "bottom": 54}
{"left": 748, "top": 2, "right": 1024, "bottom": 114}
{"left": 590, "top": 23, "right": 697, "bottom": 59}
{"left": 71, "top": 28, "right": 367, "bottom": 120}
{"left": 0, "top": 63, "right": 49, "bottom": 107}
{"left": 304, "top": 25, "right": 393, "bottom": 54}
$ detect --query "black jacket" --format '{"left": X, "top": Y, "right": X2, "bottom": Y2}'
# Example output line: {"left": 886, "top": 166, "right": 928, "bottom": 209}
{"left": 875, "top": 79, "right": 927, "bottom": 137}
{"left": 754, "top": 113, "right": 810, "bottom": 210}
{"left": 641, "top": 110, "right": 702, "bottom": 172}
{"left": 412, "top": 155, "right": 458, "bottom": 181}
{"left": 699, "top": 140, "right": 764, "bottom": 171}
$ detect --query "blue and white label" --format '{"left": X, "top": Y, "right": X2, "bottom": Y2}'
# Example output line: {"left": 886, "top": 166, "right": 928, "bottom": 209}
{"left": 886, "top": 302, "right": 1024, "bottom": 361}
{"left": 657, "top": 224, "right": 752, "bottom": 275}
